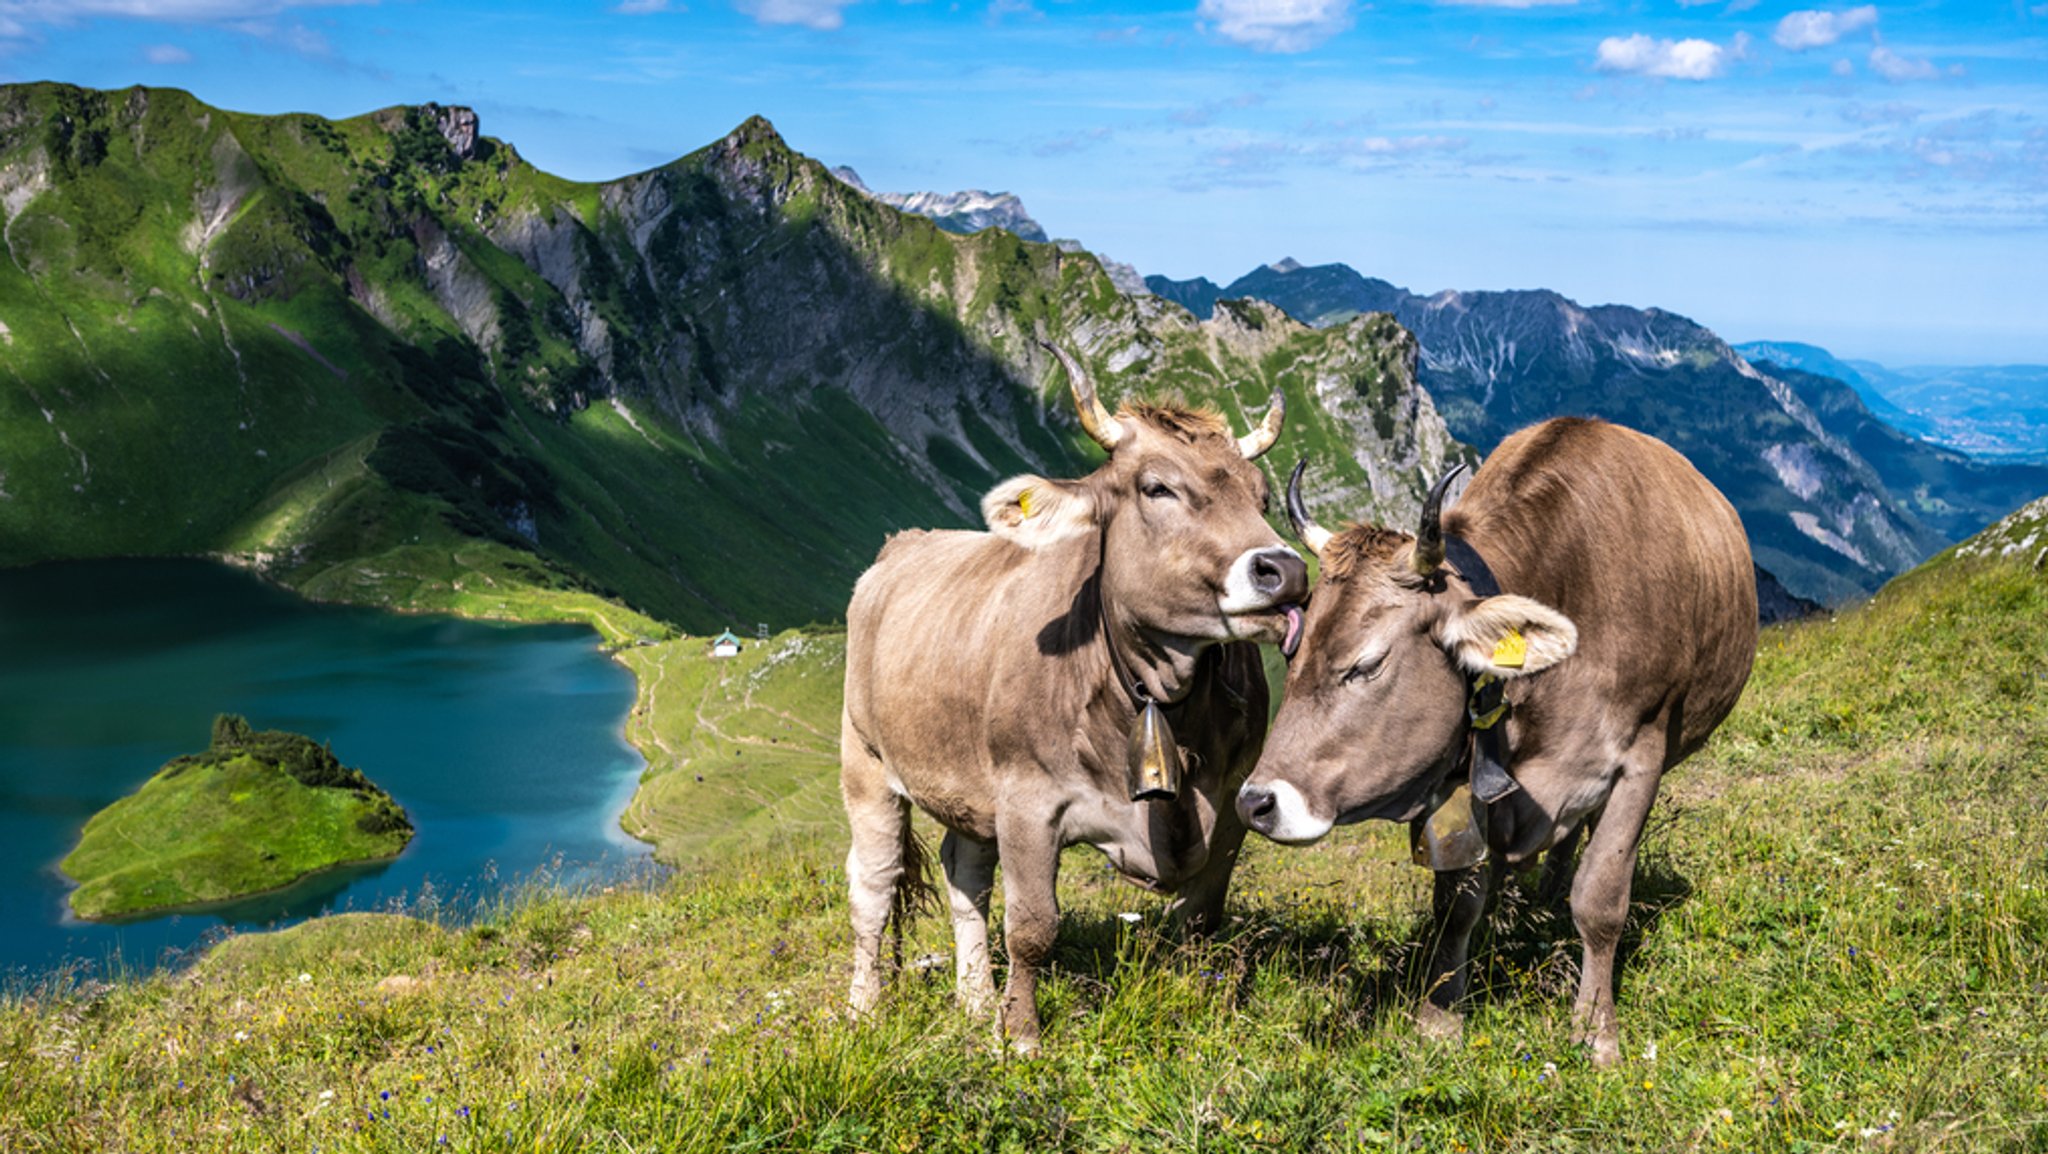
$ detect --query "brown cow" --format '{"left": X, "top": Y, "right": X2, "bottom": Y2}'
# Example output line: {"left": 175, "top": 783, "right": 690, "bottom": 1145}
{"left": 842, "top": 345, "right": 1308, "bottom": 1050}
{"left": 1237, "top": 417, "right": 1755, "bottom": 1066}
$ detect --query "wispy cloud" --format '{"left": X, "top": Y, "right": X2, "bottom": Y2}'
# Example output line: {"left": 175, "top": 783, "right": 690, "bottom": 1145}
{"left": 735, "top": 0, "right": 855, "bottom": 30}
{"left": 0, "top": 0, "right": 366, "bottom": 20}
{"left": 1184, "top": 130, "right": 1470, "bottom": 188}
{"left": 985, "top": 0, "right": 1040, "bottom": 24}
{"left": 0, "top": 1, "right": 361, "bottom": 56}
{"left": 611, "top": 0, "right": 674, "bottom": 12}
{"left": 1594, "top": 33, "right": 1739, "bottom": 81}
{"left": 1868, "top": 44, "right": 1939, "bottom": 83}
{"left": 1032, "top": 127, "right": 1112, "bottom": 157}
{"left": 142, "top": 41, "right": 191, "bottom": 61}
{"left": 1838, "top": 101, "right": 1921, "bottom": 126}
{"left": 1437, "top": 0, "right": 1578, "bottom": 7}
{"left": 1196, "top": 0, "right": 1352, "bottom": 54}
{"left": 1773, "top": 6, "right": 1878, "bottom": 52}
{"left": 1170, "top": 92, "right": 1266, "bottom": 127}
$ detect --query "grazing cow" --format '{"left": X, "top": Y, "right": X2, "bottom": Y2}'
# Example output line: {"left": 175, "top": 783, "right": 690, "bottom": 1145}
{"left": 842, "top": 345, "right": 1308, "bottom": 1050}
{"left": 1237, "top": 417, "right": 1756, "bottom": 1065}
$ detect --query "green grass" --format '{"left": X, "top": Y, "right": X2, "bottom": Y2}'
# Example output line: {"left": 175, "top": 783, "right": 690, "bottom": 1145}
{"left": 616, "top": 628, "right": 847, "bottom": 864}
{"left": 59, "top": 721, "right": 414, "bottom": 920}
{"left": 6, "top": 542, "right": 2046, "bottom": 1151}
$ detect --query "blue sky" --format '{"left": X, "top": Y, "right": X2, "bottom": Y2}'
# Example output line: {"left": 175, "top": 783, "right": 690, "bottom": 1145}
{"left": 4, "top": 1, "right": 2044, "bottom": 364}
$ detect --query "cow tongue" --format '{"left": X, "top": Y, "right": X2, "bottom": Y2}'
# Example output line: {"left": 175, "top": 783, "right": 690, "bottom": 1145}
{"left": 1280, "top": 606, "right": 1304, "bottom": 659}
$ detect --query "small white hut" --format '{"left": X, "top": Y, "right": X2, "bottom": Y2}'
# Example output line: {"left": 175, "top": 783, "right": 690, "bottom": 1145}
{"left": 710, "top": 629, "right": 743, "bottom": 658}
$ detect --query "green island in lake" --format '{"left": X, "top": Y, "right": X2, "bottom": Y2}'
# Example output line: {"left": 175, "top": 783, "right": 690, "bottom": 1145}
{"left": 60, "top": 716, "right": 414, "bottom": 920}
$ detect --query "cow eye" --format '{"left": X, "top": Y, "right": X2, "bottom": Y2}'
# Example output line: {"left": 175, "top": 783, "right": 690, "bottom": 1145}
{"left": 1140, "top": 481, "right": 1177, "bottom": 501}
{"left": 1342, "top": 653, "right": 1386, "bottom": 685}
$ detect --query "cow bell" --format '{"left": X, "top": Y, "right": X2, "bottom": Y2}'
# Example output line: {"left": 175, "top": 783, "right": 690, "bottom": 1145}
{"left": 1127, "top": 701, "right": 1182, "bottom": 802}
{"left": 1410, "top": 784, "right": 1489, "bottom": 872}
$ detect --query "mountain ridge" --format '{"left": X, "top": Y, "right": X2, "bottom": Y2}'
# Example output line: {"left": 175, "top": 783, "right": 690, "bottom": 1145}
{"left": 1149, "top": 261, "right": 2048, "bottom": 603}
{"left": 0, "top": 84, "right": 1464, "bottom": 632}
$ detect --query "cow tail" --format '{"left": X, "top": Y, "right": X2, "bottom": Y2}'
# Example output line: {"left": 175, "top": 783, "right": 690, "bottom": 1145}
{"left": 892, "top": 823, "right": 939, "bottom": 929}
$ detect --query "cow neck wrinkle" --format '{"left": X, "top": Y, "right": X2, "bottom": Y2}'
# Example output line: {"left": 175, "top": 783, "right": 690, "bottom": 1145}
{"left": 1099, "top": 601, "right": 1203, "bottom": 709}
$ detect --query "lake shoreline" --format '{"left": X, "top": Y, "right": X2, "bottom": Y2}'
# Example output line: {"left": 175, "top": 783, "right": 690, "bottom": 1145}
{"left": 0, "top": 557, "right": 656, "bottom": 972}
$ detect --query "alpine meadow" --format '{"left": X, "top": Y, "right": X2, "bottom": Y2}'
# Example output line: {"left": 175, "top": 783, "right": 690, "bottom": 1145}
{"left": 2, "top": 77, "right": 2046, "bottom": 1153}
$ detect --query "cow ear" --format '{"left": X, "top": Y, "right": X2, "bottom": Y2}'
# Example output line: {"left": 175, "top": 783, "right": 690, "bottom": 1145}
{"left": 1436, "top": 594, "right": 1578, "bottom": 679}
{"left": 982, "top": 474, "right": 1099, "bottom": 545}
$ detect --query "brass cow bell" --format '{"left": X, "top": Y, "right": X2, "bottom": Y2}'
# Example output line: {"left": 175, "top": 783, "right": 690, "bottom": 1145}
{"left": 1127, "top": 701, "right": 1182, "bottom": 802}
{"left": 1411, "top": 784, "right": 1489, "bottom": 872}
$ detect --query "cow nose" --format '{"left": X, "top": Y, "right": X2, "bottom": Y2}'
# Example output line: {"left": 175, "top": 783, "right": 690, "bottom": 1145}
{"left": 1237, "top": 784, "right": 1279, "bottom": 835}
{"left": 1249, "top": 548, "right": 1309, "bottom": 603}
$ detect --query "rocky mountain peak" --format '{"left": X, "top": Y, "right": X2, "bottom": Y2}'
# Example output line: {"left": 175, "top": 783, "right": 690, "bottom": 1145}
{"left": 426, "top": 104, "right": 479, "bottom": 160}
{"left": 1268, "top": 257, "right": 1304, "bottom": 274}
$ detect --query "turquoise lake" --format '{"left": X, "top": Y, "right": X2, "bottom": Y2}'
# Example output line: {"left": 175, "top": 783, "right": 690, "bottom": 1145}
{"left": 0, "top": 559, "right": 650, "bottom": 975}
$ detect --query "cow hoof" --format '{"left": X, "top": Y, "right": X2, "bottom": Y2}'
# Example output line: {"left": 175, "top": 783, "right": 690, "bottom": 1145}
{"left": 1570, "top": 1018, "right": 1622, "bottom": 1068}
{"left": 1588, "top": 1034, "right": 1622, "bottom": 1069}
{"left": 957, "top": 989, "right": 996, "bottom": 1019}
{"left": 1414, "top": 1002, "right": 1465, "bottom": 1042}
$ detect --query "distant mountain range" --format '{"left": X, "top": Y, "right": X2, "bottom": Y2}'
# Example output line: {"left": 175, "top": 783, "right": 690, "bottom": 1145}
{"left": 0, "top": 84, "right": 1463, "bottom": 632}
{"left": 1734, "top": 342, "right": 2048, "bottom": 465}
{"left": 1151, "top": 262, "right": 2048, "bottom": 604}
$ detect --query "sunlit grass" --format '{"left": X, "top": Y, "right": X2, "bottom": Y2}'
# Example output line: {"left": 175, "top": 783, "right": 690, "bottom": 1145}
{"left": 5, "top": 557, "right": 2046, "bottom": 1151}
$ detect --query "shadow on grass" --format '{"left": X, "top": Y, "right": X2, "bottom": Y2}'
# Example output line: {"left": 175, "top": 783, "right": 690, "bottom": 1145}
{"left": 1014, "top": 850, "right": 1696, "bottom": 1038}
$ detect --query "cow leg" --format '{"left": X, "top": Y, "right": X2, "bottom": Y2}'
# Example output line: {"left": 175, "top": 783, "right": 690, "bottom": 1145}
{"left": 1569, "top": 759, "right": 1662, "bottom": 1068}
{"left": 940, "top": 830, "right": 998, "bottom": 1017}
{"left": 1415, "top": 859, "right": 1497, "bottom": 1040}
{"left": 995, "top": 811, "right": 1061, "bottom": 1054}
{"left": 1536, "top": 818, "right": 1587, "bottom": 911}
{"left": 842, "top": 732, "right": 910, "bottom": 1016}
{"left": 1165, "top": 803, "right": 1248, "bottom": 937}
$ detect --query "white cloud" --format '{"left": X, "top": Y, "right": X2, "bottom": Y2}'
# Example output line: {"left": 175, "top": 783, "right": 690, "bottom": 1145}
{"left": 142, "top": 41, "right": 190, "bottom": 61}
{"left": 1197, "top": 0, "right": 1352, "bottom": 53}
{"left": 1832, "top": 57, "right": 1854, "bottom": 76}
{"left": 735, "top": 0, "right": 854, "bottom": 29}
{"left": 611, "top": 0, "right": 672, "bottom": 11}
{"left": 1594, "top": 34, "right": 1732, "bottom": 80}
{"left": 1869, "top": 44, "right": 1937, "bottom": 82}
{"left": 1436, "top": 0, "right": 1579, "bottom": 7}
{"left": 1773, "top": 6, "right": 1878, "bottom": 52}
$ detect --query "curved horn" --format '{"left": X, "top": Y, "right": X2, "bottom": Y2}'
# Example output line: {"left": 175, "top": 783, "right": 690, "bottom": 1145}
{"left": 1038, "top": 340, "right": 1124, "bottom": 452}
{"left": 1236, "top": 388, "right": 1285, "bottom": 460}
{"left": 1410, "top": 462, "right": 1468, "bottom": 576}
{"left": 1285, "top": 458, "right": 1335, "bottom": 556}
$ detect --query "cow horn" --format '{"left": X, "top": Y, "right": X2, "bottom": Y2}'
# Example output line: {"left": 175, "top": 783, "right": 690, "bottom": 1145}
{"left": 1039, "top": 340, "right": 1124, "bottom": 452}
{"left": 1411, "top": 462, "right": 1468, "bottom": 576}
{"left": 1236, "top": 388, "right": 1285, "bottom": 460}
{"left": 1285, "top": 459, "right": 1334, "bottom": 556}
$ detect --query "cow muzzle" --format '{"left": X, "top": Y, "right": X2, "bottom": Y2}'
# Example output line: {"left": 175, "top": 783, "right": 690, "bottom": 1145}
{"left": 1236, "top": 780, "right": 1333, "bottom": 845}
{"left": 1218, "top": 547, "right": 1309, "bottom": 616}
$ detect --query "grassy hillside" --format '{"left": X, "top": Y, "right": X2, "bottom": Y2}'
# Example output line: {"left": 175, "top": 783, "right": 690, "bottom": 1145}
{"left": 6, "top": 506, "right": 2045, "bottom": 1150}
{"left": 59, "top": 717, "right": 413, "bottom": 920}
{"left": 616, "top": 628, "right": 847, "bottom": 865}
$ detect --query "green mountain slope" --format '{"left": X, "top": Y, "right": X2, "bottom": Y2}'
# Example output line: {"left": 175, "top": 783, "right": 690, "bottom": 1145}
{"left": 0, "top": 84, "right": 1464, "bottom": 632}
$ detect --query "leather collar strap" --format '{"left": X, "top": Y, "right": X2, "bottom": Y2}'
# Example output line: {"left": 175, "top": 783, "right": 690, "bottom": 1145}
{"left": 1446, "top": 533, "right": 1520, "bottom": 805}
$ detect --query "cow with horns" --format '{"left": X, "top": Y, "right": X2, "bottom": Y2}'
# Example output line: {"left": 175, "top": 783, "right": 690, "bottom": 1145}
{"left": 1238, "top": 417, "right": 1756, "bottom": 1066}
{"left": 841, "top": 344, "right": 1309, "bottom": 1050}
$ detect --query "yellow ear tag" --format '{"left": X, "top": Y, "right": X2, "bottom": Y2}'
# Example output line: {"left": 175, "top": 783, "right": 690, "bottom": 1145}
{"left": 1491, "top": 629, "right": 1527, "bottom": 669}
{"left": 1017, "top": 488, "right": 1034, "bottom": 519}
